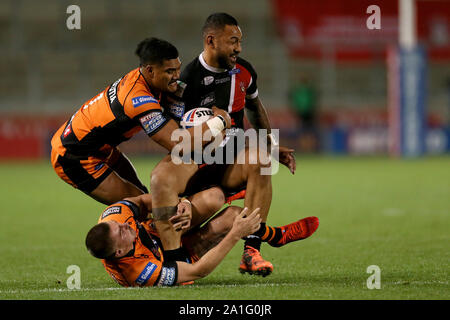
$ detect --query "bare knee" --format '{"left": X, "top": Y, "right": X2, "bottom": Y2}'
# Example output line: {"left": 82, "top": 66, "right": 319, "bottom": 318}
{"left": 150, "top": 165, "right": 178, "bottom": 196}
{"left": 203, "top": 187, "right": 226, "bottom": 214}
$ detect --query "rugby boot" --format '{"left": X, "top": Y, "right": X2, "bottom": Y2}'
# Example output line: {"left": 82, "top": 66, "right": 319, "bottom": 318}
{"left": 238, "top": 245, "right": 273, "bottom": 277}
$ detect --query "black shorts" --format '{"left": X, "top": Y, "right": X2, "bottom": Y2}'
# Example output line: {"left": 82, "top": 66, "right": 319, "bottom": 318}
{"left": 51, "top": 149, "right": 117, "bottom": 194}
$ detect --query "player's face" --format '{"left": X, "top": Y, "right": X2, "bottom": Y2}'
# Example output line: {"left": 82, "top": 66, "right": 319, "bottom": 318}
{"left": 215, "top": 25, "right": 242, "bottom": 69}
{"left": 150, "top": 58, "right": 182, "bottom": 93}
{"left": 106, "top": 220, "right": 136, "bottom": 257}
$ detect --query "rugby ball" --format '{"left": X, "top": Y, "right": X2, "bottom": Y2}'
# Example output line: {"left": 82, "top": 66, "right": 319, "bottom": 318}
{"left": 180, "top": 108, "right": 214, "bottom": 129}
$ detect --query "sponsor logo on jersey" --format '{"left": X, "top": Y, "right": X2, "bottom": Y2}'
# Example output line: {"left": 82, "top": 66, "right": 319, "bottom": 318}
{"left": 202, "top": 76, "right": 214, "bottom": 86}
{"left": 108, "top": 78, "right": 122, "bottom": 103}
{"left": 135, "top": 262, "right": 157, "bottom": 286}
{"left": 157, "top": 266, "right": 176, "bottom": 286}
{"left": 200, "top": 93, "right": 215, "bottom": 107}
{"left": 139, "top": 112, "right": 167, "bottom": 135}
{"left": 240, "top": 81, "right": 246, "bottom": 92}
{"left": 132, "top": 96, "right": 159, "bottom": 108}
{"left": 168, "top": 101, "right": 185, "bottom": 119}
{"left": 101, "top": 206, "right": 122, "bottom": 219}
{"left": 228, "top": 68, "right": 241, "bottom": 75}
{"left": 215, "top": 77, "right": 230, "bottom": 84}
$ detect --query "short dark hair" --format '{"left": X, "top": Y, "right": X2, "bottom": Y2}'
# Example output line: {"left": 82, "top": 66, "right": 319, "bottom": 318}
{"left": 135, "top": 37, "right": 179, "bottom": 66}
{"left": 85, "top": 222, "right": 115, "bottom": 259}
{"left": 202, "top": 13, "right": 239, "bottom": 38}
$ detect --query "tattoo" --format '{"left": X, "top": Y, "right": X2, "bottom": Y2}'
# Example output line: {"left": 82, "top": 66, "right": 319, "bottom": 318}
{"left": 152, "top": 206, "right": 177, "bottom": 221}
{"left": 194, "top": 233, "right": 225, "bottom": 257}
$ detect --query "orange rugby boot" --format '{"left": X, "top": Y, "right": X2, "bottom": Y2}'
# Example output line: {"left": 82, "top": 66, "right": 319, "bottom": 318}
{"left": 238, "top": 245, "right": 273, "bottom": 277}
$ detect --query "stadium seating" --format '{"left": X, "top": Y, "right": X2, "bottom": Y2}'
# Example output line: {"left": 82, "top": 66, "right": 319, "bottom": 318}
{"left": 1, "top": 0, "right": 448, "bottom": 123}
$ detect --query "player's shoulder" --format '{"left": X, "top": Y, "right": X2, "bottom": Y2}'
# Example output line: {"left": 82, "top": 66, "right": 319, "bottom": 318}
{"left": 180, "top": 55, "right": 202, "bottom": 81}
{"left": 236, "top": 57, "right": 257, "bottom": 75}
{"left": 120, "top": 70, "right": 162, "bottom": 118}
{"left": 183, "top": 55, "right": 202, "bottom": 73}
{"left": 117, "top": 68, "right": 140, "bottom": 96}
{"left": 122, "top": 255, "right": 162, "bottom": 287}
{"left": 98, "top": 200, "right": 136, "bottom": 223}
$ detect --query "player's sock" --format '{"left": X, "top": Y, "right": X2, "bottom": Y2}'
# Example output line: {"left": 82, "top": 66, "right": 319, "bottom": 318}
{"left": 259, "top": 225, "right": 283, "bottom": 246}
{"left": 244, "top": 236, "right": 261, "bottom": 251}
{"left": 263, "top": 217, "right": 320, "bottom": 248}
{"left": 243, "top": 222, "right": 266, "bottom": 251}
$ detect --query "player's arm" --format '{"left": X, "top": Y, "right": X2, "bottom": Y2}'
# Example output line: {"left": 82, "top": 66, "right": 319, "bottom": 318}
{"left": 245, "top": 97, "right": 296, "bottom": 174}
{"left": 123, "top": 194, "right": 153, "bottom": 221}
{"left": 175, "top": 207, "right": 261, "bottom": 284}
{"left": 130, "top": 91, "right": 231, "bottom": 153}
{"left": 245, "top": 96, "right": 272, "bottom": 132}
{"left": 147, "top": 107, "right": 231, "bottom": 152}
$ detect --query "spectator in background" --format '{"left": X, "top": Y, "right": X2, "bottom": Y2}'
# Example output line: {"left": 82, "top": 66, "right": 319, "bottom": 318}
{"left": 289, "top": 76, "right": 318, "bottom": 131}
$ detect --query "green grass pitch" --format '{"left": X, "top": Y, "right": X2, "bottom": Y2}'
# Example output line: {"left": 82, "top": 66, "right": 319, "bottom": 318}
{"left": 0, "top": 155, "right": 448, "bottom": 300}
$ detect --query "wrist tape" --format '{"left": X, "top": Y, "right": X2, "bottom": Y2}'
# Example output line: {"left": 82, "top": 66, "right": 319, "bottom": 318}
{"left": 206, "top": 115, "right": 227, "bottom": 137}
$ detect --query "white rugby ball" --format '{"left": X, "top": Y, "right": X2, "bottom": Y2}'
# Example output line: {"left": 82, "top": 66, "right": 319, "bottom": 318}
{"left": 180, "top": 107, "right": 214, "bottom": 129}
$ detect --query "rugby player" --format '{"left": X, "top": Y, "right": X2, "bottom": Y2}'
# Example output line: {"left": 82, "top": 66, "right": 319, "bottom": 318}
{"left": 150, "top": 13, "right": 297, "bottom": 276}
{"left": 85, "top": 187, "right": 319, "bottom": 286}
{"left": 50, "top": 37, "right": 231, "bottom": 205}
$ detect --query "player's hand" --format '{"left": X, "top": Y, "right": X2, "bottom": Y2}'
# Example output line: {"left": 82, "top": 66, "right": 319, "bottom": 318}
{"left": 277, "top": 146, "right": 296, "bottom": 174}
{"left": 212, "top": 106, "right": 232, "bottom": 129}
{"left": 170, "top": 200, "right": 192, "bottom": 231}
{"left": 231, "top": 207, "right": 261, "bottom": 238}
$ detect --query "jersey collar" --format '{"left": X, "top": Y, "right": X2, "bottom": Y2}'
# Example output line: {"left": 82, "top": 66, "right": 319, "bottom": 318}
{"left": 199, "top": 52, "right": 228, "bottom": 73}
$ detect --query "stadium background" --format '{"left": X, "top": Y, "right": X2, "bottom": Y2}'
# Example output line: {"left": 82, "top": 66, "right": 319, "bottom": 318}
{"left": 1, "top": 0, "right": 449, "bottom": 158}
{"left": 0, "top": 0, "right": 449, "bottom": 300}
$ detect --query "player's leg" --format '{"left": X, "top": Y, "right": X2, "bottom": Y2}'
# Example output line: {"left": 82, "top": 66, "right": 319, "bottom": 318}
{"left": 222, "top": 147, "right": 272, "bottom": 225}
{"left": 52, "top": 150, "right": 145, "bottom": 206}
{"left": 187, "top": 186, "right": 319, "bottom": 248}
{"left": 182, "top": 205, "right": 241, "bottom": 259}
{"left": 89, "top": 171, "right": 145, "bottom": 205}
{"left": 107, "top": 148, "right": 149, "bottom": 193}
{"left": 262, "top": 216, "right": 320, "bottom": 247}
{"left": 150, "top": 155, "right": 199, "bottom": 253}
{"left": 220, "top": 147, "right": 274, "bottom": 276}
{"left": 183, "top": 206, "right": 320, "bottom": 261}
{"left": 187, "top": 186, "right": 226, "bottom": 228}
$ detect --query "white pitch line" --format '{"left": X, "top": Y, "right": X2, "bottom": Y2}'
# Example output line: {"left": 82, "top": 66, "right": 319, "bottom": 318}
{"left": 0, "top": 287, "right": 135, "bottom": 295}
{"left": 0, "top": 283, "right": 301, "bottom": 295}
{"left": 1, "top": 281, "right": 447, "bottom": 295}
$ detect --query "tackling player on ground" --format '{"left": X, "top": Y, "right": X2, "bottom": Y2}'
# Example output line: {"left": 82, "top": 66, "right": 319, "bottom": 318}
{"left": 85, "top": 188, "right": 319, "bottom": 286}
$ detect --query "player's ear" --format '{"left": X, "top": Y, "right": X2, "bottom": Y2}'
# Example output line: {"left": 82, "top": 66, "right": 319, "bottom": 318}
{"left": 206, "top": 35, "right": 215, "bottom": 48}
{"left": 145, "top": 65, "right": 155, "bottom": 78}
